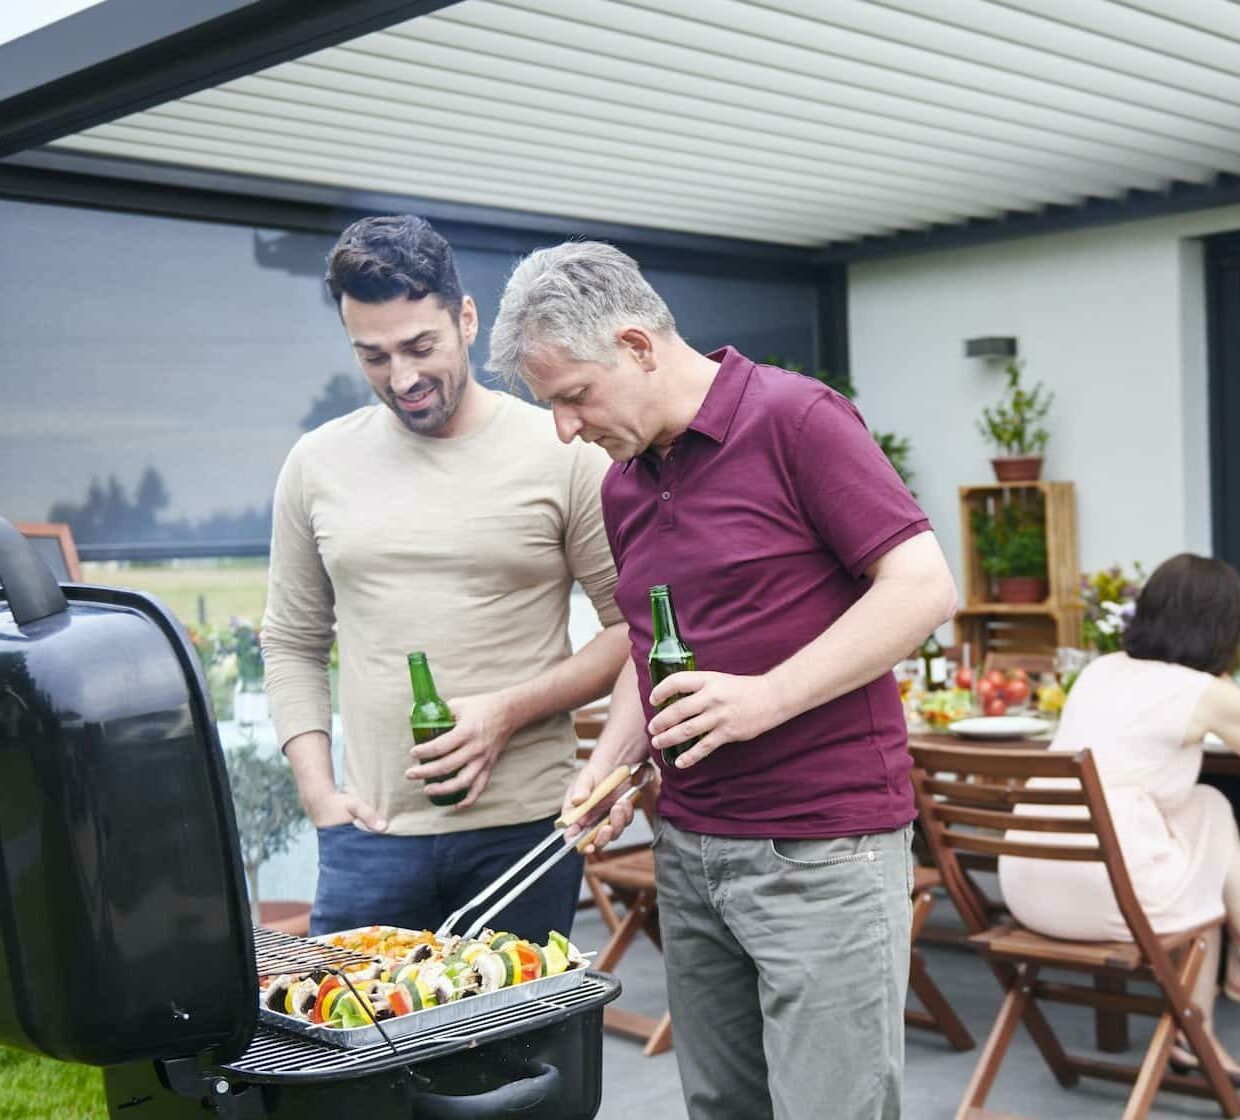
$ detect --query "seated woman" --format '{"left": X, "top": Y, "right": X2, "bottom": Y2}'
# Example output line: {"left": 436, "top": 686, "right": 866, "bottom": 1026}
{"left": 999, "top": 553, "right": 1240, "bottom": 1074}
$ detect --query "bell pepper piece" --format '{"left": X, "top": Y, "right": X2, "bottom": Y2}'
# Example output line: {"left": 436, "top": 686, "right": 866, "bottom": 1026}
{"left": 310, "top": 976, "right": 344, "bottom": 1025}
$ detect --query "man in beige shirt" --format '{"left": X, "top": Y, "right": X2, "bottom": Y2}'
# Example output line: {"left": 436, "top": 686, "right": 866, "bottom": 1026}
{"left": 261, "top": 215, "right": 627, "bottom": 941}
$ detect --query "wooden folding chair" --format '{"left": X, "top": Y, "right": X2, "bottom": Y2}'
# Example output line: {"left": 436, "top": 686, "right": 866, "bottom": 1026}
{"left": 906, "top": 864, "right": 975, "bottom": 1051}
{"left": 911, "top": 742, "right": 1240, "bottom": 1120}
{"left": 582, "top": 776, "right": 672, "bottom": 1056}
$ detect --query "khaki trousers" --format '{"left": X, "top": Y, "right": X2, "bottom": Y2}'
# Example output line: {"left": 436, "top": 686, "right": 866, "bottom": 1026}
{"left": 654, "top": 819, "right": 914, "bottom": 1120}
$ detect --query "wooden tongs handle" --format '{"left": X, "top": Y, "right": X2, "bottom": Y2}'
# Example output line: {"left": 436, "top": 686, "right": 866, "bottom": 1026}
{"left": 555, "top": 763, "right": 636, "bottom": 830}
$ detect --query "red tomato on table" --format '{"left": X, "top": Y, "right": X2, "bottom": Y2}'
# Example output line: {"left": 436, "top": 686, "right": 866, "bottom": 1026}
{"left": 1005, "top": 678, "right": 1031, "bottom": 704}
{"left": 984, "top": 697, "right": 1008, "bottom": 717}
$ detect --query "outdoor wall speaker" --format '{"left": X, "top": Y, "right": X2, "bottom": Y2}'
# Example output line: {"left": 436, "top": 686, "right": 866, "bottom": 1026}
{"left": 964, "top": 336, "right": 1018, "bottom": 358}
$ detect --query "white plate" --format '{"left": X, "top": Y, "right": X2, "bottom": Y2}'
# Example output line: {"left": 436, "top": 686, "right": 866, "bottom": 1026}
{"left": 947, "top": 716, "right": 1052, "bottom": 740}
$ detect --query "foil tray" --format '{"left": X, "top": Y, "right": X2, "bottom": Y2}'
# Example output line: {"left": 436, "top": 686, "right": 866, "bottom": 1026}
{"left": 258, "top": 966, "right": 588, "bottom": 1050}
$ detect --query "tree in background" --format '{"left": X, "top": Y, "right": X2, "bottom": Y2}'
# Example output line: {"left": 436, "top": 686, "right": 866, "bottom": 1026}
{"left": 223, "top": 740, "right": 308, "bottom": 923}
{"left": 301, "top": 372, "right": 372, "bottom": 432}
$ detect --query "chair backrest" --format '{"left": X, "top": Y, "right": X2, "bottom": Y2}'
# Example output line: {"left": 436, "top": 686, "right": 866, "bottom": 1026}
{"left": 910, "top": 743, "right": 1169, "bottom": 972}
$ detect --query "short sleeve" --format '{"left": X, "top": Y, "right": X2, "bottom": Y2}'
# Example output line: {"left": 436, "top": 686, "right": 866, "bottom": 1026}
{"left": 564, "top": 441, "right": 624, "bottom": 628}
{"left": 793, "top": 393, "right": 931, "bottom": 579}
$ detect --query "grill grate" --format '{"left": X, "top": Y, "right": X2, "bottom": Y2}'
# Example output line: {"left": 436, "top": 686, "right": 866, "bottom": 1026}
{"left": 252, "top": 926, "right": 376, "bottom": 976}
{"left": 222, "top": 974, "right": 615, "bottom": 1084}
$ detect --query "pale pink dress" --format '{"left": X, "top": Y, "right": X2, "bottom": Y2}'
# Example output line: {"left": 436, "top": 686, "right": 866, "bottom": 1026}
{"left": 998, "top": 652, "right": 1235, "bottom": 941}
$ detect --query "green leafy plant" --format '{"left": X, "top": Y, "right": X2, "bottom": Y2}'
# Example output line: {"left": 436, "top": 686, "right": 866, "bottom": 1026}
{"left": 977, "top": 360, "right": 1054, "bottom": 457}
{"left": 224, "top": 740, "right": 308, "bottom": 923}
{"left": 971, "top": 502, "right": 1048, "bottom": 579}
{"left": 875, "top": 432, "right": 915, "bottom": 493}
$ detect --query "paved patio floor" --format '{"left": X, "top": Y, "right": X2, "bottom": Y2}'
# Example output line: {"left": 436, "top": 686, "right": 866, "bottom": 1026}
{"left": 579, "top": 899, "right": 1240, "bottom": 1120}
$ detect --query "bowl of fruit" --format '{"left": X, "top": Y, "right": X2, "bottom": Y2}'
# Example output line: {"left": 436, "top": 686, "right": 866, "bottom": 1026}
{"left": 974, "top": 667, "right": 1033, "bottom": 717}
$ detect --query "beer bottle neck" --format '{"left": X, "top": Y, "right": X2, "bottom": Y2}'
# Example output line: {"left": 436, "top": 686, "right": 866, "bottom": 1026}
{"left": 650, "top": 590, "right": 681, "bottom": 644}
{"left": 407, "top": 654, "right": 442, "bottom": 704}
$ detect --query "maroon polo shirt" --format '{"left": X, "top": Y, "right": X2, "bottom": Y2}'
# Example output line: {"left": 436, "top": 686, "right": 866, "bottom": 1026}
{"left": 601, "top": 347, "right": 930, "bottom": 838}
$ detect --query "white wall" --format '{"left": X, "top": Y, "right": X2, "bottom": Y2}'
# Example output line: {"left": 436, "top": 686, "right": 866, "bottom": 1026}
{"left": 849, "top": 204, "right": 1240, "bottom": 604}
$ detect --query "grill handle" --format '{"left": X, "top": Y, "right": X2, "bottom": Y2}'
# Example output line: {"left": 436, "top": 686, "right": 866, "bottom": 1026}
{"left": 0, "top": 516, "right": 68, "bottom": 625}
{"left": 410, "top": 1059, "right": 563, "bottom": 1119}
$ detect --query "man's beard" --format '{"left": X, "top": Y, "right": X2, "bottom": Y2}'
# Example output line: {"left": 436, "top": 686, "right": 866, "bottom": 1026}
{"left": 384, "top": 353, "right": 468, "bottom": 435}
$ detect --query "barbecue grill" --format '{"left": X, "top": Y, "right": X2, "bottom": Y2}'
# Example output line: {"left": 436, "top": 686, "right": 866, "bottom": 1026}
{"left": 0, "top": 517, "right": 619, "bottom": 1118}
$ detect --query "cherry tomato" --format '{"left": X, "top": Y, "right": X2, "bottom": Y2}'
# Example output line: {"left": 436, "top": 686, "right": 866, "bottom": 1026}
{"left": 977, "top": 678, "right": 996, "bottom": 702}
{"left": 984, "top": 670, "right": 1008, "bottom": 691}
{"left": 984, "top": 697, "right": 1008, "bottom": 717}
{"left": 954, "top": 667, "right": 974, "bottom": 690}
{"left": 1005, "top": 679, "right": 1031, "bottom": 704}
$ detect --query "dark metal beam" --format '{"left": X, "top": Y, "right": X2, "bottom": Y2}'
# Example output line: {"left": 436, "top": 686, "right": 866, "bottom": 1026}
{"left": 813, "top": 263, "right": 849, "bottom": 381}
{"left": 0, "top": 0, "right": 461, "bottom": 158}
{"left": 0, "top": 148, "right": 825, "bottom": 281}
{"left": 815, "top": 176, "right": 1240, "bottom": 264}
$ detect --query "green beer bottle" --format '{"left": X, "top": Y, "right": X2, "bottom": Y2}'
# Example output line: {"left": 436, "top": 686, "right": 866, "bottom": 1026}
{"left": 407, "top": 651, "right": 464, "bottom": 807}
{"left": 648, "top": 584, "right": 698, "bottom": 765}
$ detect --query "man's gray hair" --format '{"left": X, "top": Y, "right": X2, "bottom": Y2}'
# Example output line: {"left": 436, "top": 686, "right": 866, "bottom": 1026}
{"left": 489, "top": 241, "right": 676, "bottom": 382}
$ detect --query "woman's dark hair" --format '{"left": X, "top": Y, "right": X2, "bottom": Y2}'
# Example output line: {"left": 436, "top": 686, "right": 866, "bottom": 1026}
{"left": 1122, "top": 553, "right": 1240, "bottom": 675}
{"left": 325, "top": 215, "right": 463, "bottom": 316}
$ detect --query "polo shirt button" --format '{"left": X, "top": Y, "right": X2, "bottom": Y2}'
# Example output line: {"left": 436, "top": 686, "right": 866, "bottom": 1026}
{"left": 661, "top": 491, "right": 671, "bottom": 500}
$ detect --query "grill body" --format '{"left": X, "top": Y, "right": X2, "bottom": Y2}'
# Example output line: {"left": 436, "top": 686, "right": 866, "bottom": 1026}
{"left": 0, "top": 518, "right": 256, "bottom": 1066}
{"left": 104, "top": 974, "right": 617, "bottom": 1119}
{"left": 0, "top": 520, "right": 619, "bottom": 1117}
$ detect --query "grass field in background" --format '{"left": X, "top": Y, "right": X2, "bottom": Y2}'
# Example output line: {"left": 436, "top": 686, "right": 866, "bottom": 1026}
{"left": 82, "top": 559, "right": 270, "bottom": 631}
{"left": 0, "top": 1047, "right": 106, "bottom": 1120}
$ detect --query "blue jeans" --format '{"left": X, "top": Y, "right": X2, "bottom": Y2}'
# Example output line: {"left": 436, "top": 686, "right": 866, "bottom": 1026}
{"left": 310, "top": 815, "right": 583, "bottom": 944}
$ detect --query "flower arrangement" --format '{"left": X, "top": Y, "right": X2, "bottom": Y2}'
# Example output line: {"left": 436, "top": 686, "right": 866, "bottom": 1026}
{"left": 188, "top": 616, "right": 265, "bottom": 717}
{"left": 1080, "top": 563, "right": 1146, "bottom": 653}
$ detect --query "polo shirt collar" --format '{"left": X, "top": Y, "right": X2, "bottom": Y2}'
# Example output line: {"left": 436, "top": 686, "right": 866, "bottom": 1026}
{"left": 623, "top": 346, "right": 753, "bottom": 472}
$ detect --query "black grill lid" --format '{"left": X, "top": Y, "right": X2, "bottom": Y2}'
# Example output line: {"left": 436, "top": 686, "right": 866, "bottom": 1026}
{"left": 0, "top": 517, "right": 257, "bottom": 1065}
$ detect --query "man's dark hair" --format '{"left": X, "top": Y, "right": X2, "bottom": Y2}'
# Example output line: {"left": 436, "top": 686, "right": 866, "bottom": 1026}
{"left": 1123, "top": 553, "right": 1240, "bottom": 675}
{"left": 325, "top": 215, "right": 464, "bottom": 317}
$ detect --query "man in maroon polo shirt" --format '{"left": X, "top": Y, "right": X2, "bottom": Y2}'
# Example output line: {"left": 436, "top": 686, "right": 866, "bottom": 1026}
{"left": 490, "top": 242, "right": 957, "bottom": 1120}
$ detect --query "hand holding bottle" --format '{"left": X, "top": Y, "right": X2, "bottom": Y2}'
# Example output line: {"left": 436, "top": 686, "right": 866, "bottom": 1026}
{"left": 405, "top": 690, "right": 517, "bottom": 809}
{"left": 648, "top": 669, "right": 785, "bottom": 767}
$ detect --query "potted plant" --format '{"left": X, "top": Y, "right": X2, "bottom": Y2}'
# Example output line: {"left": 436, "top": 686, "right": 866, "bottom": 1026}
{"left": 971, "top": 502, "right": 1049, "bottom": 603}
{"left": 977, "top": 360, "right": 1054, "bottom": 482}
{"left": 223, "top": 739, "right": 309, "bottom": 925}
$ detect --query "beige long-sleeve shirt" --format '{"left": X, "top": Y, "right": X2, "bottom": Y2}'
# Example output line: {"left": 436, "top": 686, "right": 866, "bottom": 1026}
{"left": 261, "top": 392, "right": 621, "bottom": 834}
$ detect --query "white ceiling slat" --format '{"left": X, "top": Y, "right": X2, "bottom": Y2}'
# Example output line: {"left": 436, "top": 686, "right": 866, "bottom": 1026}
{"left": 143, "top": 98, "right": 996, "bottom": 226}
{"left": 317, "top": 42, "right": 1171, "bottom": 195}
{"left": 722, "top": 0, "right": 1240, "bottom": 118}
{"left": 62, "top": 126, "right": 865, "bottom": 241}
{"left": 443, "top": 0, "right": 1240, "bottom": 162}
{"left": 187, "top": 84, "right": 1024, "bottom": 215}
{"left": 257, "top": 62, "right": 1089, "bottom": 205}
{"left": 55, "top": 134, "right": 831, "bottom": 245}
{"left": 919, "top": 0, "right": 1240, "bottom": 86}
{"left": 1117, "top": 0, "right": 1240, "bottom": 44}
{"left": 107, "top": 108, "right": 961, "bottom": 231}
{"left": 50, "top": 0, "right": 1240, "bottom": 250}
{"left": 348, "top": 32, "right": 1227, "bottom": 187}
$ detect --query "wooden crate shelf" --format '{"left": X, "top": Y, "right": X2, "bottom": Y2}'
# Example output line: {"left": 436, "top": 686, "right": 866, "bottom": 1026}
{"left": 955, "top": 480, "right": 1082, "bottom": 659}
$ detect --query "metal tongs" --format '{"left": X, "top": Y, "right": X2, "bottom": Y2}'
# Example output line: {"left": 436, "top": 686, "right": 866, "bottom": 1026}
{"left": 435, "top": 760, "right": 653, "bottom": 940}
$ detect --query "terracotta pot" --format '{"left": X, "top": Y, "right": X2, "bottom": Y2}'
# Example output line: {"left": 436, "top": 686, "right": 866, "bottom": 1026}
{"left": 991, "top": 455, "right": 1043, "bottom": 482}
{"left": 995, "top": 576, "right": 1048, "bottom": 604}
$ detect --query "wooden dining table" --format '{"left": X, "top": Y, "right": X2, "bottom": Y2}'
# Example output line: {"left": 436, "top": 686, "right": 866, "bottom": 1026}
{"left": 906, "top": 728, "right": 1240, "bottom": 776}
